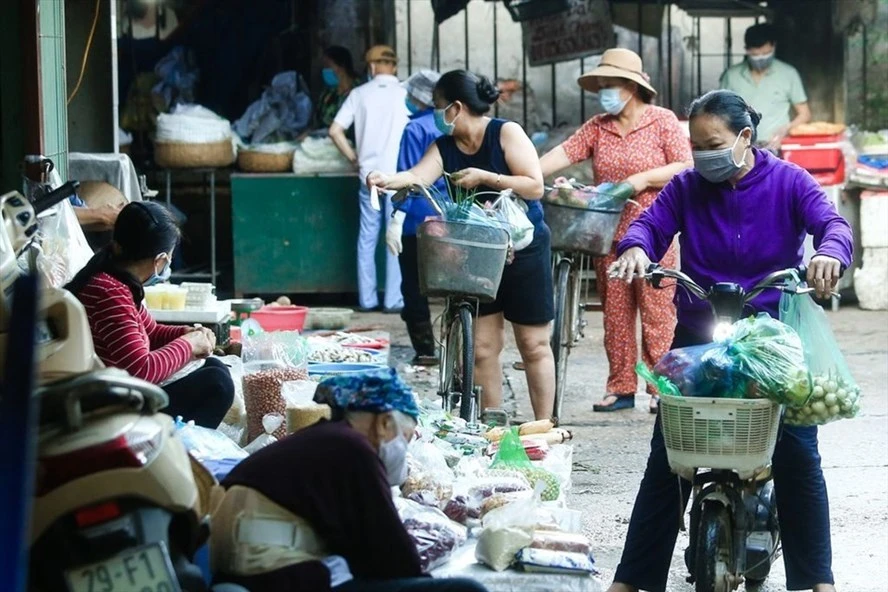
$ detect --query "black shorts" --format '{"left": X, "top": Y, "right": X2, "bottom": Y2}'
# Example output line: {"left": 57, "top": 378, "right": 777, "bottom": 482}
{"left": 478, "top": 222, "right": 554, "bottom": 326}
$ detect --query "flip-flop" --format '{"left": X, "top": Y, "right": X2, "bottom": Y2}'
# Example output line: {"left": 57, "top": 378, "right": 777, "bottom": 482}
{"left": 649, "top": 395, "right": 660, "bottom": 414}
{"left": 512, "top": 362, "right": 525, "bottom": 371}
{"left": 593, "top": 394, "right": 635, "bottom": 412}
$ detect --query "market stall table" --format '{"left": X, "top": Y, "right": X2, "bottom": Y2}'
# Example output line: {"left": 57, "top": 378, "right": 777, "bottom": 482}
{"left": 432, "top": 542, "right": 602, "bottom": 592}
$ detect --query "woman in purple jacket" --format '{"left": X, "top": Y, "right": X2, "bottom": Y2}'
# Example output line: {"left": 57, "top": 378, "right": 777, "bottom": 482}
{"left": 606, "top": 90, "right": 849, "bottom": 592}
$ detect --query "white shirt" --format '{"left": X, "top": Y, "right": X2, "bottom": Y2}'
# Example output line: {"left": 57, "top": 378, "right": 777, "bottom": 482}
{"left": 333, "top": 74, "right": 410, "bottom": 181}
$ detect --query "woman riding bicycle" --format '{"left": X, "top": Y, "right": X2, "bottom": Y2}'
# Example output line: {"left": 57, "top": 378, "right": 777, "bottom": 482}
{"left": 540, "top": 48, "right": 692, "bottom": 414}
{"left": 367, "top": 69, "right": 556, "bottom": 421}
{"left": 607, "top": 90, "right": 851, "bottom": 592}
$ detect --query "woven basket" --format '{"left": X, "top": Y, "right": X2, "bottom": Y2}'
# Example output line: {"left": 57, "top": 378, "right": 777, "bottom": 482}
{"left": 238, "top": 149, "right": 295, "bottom": 173}
{"left": 155, "top": 139, "right": 235, "bottom": 169}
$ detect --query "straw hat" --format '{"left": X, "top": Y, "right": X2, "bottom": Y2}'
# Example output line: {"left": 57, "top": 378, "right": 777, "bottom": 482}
{"left": 365, "top": 45, "right": 398, "bottom": 64}
{"left": 577, "top": 48, "right": 657, "bottom": 96}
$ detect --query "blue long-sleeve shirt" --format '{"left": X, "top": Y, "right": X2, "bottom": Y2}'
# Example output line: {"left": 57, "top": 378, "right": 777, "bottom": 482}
{"left": 396, "top": 109, "right": 447, "bottom": 236}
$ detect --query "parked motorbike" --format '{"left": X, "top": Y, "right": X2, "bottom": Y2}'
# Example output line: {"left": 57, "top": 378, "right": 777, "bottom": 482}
{"left": 0, "top": 186, "right": 245, "bottom": 592}
{"left": 644, "top": 264, "right": 812, "bottom": 592}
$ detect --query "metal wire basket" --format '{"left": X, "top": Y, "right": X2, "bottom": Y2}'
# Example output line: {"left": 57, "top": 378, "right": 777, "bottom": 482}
{"left": 659, "top": 394, "right": 782, "bottom": 481}
{"left": 543, "top": 200, "right": 625, "bottom": 256}
{"left": 417, "top": 219, "right": 510, "bottom": 302}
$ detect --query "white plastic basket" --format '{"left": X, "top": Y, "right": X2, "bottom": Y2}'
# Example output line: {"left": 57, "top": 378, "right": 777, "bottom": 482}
{"left": 659, "top": 394, "right": 781, "bottom": 481}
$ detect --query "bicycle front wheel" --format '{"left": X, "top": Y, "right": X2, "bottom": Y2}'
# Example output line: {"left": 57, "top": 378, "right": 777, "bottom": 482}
{"left": 551, "top": 258, "right": 572, "bottom": 421}
{"left": 440, "top": 304, "right": 476, "bottom": 422}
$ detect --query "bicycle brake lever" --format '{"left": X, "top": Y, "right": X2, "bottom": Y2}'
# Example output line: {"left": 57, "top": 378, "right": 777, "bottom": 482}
{"left": 787, "top": 286, "right": 841, "bottom": 299}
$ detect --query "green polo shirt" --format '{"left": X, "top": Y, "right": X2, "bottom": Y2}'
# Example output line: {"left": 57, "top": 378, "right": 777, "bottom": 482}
{"left": 719, "top": 58, "right": 808, "bottom": 143}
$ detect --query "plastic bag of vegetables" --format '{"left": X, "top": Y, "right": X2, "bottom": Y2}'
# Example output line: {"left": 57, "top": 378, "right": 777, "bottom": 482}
{"left": 639, "top": 314, "right": 811, "bottom": 407}
{"left": 489, "top": 427, "right": 560, "bottom": 501}
{"left": 779, "top": 291, "right": 861, "bottom": 425}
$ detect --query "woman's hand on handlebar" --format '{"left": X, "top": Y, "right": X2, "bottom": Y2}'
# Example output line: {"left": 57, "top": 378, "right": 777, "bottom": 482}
{"left": 366, "top": 170, "right": 392, "bottom": 191}
{"left": 808, "top": 255, "right": 842, "bottom": 299}
{"left": 608, "top": 247, "right": 651, "bottom": 283}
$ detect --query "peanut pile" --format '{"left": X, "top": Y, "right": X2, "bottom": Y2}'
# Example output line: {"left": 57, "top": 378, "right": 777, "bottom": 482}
{"left": 244, "top": 367, "right": 309, "bottom": 442}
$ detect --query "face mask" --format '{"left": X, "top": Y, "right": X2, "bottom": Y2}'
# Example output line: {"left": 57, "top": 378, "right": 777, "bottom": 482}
{"left": 434, "top": 103, "right": 458, "bottom": 136}
{"left": 692, "top": 130, "right": 750, "bottom": 183}
{"left": 378, "top": 430, "right": 409, "bottom": 486}
{"left": 598, "top": 87, "right": 629, "bottom": 116}
{"left": 747, "top": 52, "right": 775, "bottom": 71}
{"left": 144, "top": 255, "right": 171, "bottom": 287}
{"left": 321, "top": 67, "right": 339, "bottom": 88}
{"left": 405, "top": 97, "right": 422, "bottom": 115}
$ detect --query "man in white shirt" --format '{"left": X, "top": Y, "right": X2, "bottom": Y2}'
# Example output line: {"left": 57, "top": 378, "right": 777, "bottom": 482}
{"left": 330, "top": 45, "right": 409, "bottom": 313}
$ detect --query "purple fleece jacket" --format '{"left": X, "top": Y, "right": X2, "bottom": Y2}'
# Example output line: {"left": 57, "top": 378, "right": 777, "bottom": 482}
{"left": 617, "top": 148, "right": 853, "bottom": 337}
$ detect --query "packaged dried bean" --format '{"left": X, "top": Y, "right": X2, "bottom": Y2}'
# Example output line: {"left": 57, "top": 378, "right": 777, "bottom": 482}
{"left": 242, "top": 331, "right": 310, "bottom": 442}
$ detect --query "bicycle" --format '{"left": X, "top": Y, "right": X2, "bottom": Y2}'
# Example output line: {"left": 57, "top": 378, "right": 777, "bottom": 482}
{"left": 392, "top": 184, "right": 511, "bottom": 423}
{"left": 642, "top": 263, "right": 826, "bottom": 592}
{"left": 542, "top": 184, "right": 626, "bottom": 420}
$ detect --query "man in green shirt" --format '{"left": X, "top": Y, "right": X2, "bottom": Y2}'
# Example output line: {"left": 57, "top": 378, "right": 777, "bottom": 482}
{"left": 720, "top": 23, "right": 811, "bottom": 151}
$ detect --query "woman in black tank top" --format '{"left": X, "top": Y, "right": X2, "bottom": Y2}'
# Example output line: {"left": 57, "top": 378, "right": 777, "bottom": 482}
{"left": 367, "top": 70, "right": 556, "bottom": 422}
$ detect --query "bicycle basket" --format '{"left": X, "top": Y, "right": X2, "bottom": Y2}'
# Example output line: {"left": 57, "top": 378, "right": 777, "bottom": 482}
{"left": 659, "top": 394, "right": 781, "bottom": 481}
{"left": 543, "top": 200, "right": 625, "bottom": 256}
{"left": 417, "top": 219, "right": 510, "bottom": 302}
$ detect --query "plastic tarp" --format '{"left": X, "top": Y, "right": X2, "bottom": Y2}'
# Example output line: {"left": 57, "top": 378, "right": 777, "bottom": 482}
{"left": 233, "top": 71, "right": 312, "bottom": 145}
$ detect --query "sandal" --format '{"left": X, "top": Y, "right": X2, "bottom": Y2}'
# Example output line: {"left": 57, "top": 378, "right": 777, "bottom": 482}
{"left": 512, "top": 361, "right": 526, "bottom": 371}
{"left": 593, "top": 394, "right": 635, "bottom": 412}
{"left": 649, "top": 395, "right": 660, "bottom": 414}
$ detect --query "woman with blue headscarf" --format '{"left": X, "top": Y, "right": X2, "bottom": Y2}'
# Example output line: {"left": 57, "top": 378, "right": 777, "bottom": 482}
{"left": 211, "top": 368, "right": 487, "bottom": 592}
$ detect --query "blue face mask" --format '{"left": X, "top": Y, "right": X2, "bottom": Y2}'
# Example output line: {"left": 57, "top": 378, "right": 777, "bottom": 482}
{"left": 144, "top": 255, "right": 172, "bottom": 287}
{"left": 405, "top": 97, "right": 422, "bottom": 115}
{"left": 598, "top": 87, "right": 629, "bottom": 116}
{"left": 322, "top": 67, "right": 339, "bottom": 88}
{"left": 434, "top": 103, "right": 458, "bottom": 136}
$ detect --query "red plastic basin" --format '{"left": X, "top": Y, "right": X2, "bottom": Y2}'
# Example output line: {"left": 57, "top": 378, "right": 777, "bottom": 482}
{"left": 250, "top": 305, "right": 309, "bottom": 332}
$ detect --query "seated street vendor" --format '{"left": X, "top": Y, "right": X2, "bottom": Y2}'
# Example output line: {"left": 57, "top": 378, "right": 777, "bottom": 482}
{"left": 65, "top": 201, "right": 234, "bottom": 428}
{"left": 212, "top": 368, "right": 488, "bottom": 592}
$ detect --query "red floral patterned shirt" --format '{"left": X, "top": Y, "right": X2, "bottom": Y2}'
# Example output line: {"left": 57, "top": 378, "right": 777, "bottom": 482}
{"left": 562, "top": 105, "right": 692, "bottom": 242}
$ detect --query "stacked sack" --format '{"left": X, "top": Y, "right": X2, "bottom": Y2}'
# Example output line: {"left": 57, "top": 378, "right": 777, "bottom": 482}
{"left": 854, "top": 190, "right": 888, "bottom": 310}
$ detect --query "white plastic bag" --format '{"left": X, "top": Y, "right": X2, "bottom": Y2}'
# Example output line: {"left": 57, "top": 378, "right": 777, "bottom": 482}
{"left": 498, "top": 196, "right": 534, "bottom": 251}
{"left": 35, "top": 200, "right": 94, "bottom": 287}
{"left": 155, "top": 104, "right": 233, "bottom": 143}
{"left": 243, "top": 413, "right": 284, "bottom": 454}
{"left": 475, "top": 482, "right": 544, "bottom": 571}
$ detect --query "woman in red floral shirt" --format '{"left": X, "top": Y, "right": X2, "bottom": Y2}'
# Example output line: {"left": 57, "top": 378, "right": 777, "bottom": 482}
{"left": 541, "top": 48, "right": 692, "bottom": 413}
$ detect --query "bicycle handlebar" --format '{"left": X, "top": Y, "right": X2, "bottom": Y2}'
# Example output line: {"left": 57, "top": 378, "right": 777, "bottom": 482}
{"left": 645, "top": 263, "right": 807, "bottom": 307}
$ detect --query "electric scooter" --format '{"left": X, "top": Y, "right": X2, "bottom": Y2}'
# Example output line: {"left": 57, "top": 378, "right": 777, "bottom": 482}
{"left": 0, "top": 187, "right": 245, "bottom": 592}
{"left": 644, "top": 264, "right": 814, "bottom": 592}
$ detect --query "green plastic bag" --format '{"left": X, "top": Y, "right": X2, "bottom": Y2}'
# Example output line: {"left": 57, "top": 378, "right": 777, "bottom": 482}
{"left": 490, "top": 427, "right": 560, "bottom": 501}
{"left": 779, "top": 291, "right": 861, "bottom": 426}
{"left": 636, "top": 315, "right": 811, "bottom": 407}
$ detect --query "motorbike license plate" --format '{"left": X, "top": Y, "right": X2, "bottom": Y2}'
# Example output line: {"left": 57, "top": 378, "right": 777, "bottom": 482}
{"left": 65, "top": 542, "right": 181, "bottom": 592}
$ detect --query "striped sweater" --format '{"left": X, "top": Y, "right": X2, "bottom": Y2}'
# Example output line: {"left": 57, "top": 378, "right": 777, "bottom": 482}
{"left": 77, "top": 272, "right": 192, "bottom": 384}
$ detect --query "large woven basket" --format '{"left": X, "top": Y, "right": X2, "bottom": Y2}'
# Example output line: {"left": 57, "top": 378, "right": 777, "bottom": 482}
{"left": 155, "top": 139, "right": 235, "bottom": 169}
{"left": 237, "top": 149, "right": 295, "bottom": 173}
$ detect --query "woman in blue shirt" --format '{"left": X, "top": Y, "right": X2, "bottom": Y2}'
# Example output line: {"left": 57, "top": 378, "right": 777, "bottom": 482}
{"left": 368, "top": 70, "right": 556, "bottom": 421}
{"left": 387, "top": 70, "right": 446, "bottom": 366}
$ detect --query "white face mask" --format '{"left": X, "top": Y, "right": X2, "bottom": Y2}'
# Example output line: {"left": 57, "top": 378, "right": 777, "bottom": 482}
{"left": 378, "top": 431, "right": 409, "bottom": 486}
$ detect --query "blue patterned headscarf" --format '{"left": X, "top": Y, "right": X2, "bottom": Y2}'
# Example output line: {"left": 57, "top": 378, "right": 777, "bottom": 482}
{"left": 314, "top": 368, "right": 420, "bottom": 419}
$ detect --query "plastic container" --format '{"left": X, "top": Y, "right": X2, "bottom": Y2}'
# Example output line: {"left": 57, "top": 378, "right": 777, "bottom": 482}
{"left": 250, "top": 305, "right": 309, "bottom": 332}
{"left": 658, "top": 394, "right": 781, "bottom": 481}
{"left": 306, "top": 307, "right": 354, "bottom": 330}
{"left": 144, "top": 286, "right": 165, "bottom": 310}
{"left": 543, "top": 200, "right": 625, "bottom": 256}
{"left": 417, "top": 219, "right": 509, "bottom": 302}
{"left": 781, "top": 144, "right": 845, "bottom": 186}
{"left": 163, "top": 286, "right": 188, "bottom": 311}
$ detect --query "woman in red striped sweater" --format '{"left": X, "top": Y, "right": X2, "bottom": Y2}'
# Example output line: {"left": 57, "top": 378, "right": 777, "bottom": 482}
{"left": 66, "top": 201, "right": 234, "bottom": 428}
